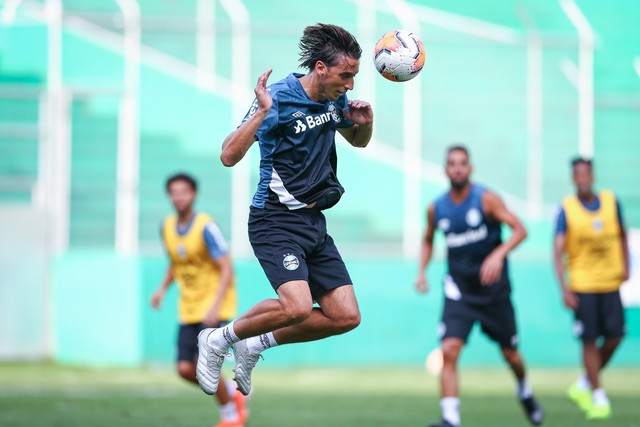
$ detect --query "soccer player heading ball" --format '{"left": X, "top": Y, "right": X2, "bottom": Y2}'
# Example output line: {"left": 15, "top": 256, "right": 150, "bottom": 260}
{"left": 196, "top": 23, "right": 373, "bottom": 397}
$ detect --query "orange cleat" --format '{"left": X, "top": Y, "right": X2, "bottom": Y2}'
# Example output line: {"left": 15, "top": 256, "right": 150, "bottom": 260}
{"left": 213, "top": 420, "right": 243, "bottom": 427}
{"left": 233, "top": 389, "right": 249, "bottom": 424}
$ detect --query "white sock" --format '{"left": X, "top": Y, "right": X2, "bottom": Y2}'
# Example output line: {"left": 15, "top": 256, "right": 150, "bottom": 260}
{"left": 592, "top": 388, "right": 609, "bottom": 405}
{"left": 245, "top": 332, "right": 278, "bottom": 353}
{"left": 517, "top": 378, "right": 533, "bottom": 399}
{"left": 208, "top": 321, "right": 240, "bottom": 348}
{"left": 441, "top": 397, "right": 460, "bottom": 426}
{"left": 219, "top": 401, "right": 238, "bottom": 421}
{"left": 576, "top": 373, "right": 591, "bottom": 391}
{"left": 226, "top": 379, "right": 236, "bottom": 396}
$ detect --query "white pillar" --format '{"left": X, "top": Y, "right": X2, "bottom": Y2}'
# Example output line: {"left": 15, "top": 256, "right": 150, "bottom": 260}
{"left": 526, "top": 33, "right": 543, "bottom": 219}
{"left": 115, "top": 0, "right": 141, "bottom": 255}
{"left": 561, "top": 0, "right": 595, "bottom": 158}
{"left": 196, "top": 0, "right": 215, "bottom": 88}
{"left": 220, "top": 0, "right": 252, "bottom": 258}
{"left": 45, "top": 0, "right": 70, "bottom": 254}
{"left": 388, "top": 0, "right": 423, "bottom": 259}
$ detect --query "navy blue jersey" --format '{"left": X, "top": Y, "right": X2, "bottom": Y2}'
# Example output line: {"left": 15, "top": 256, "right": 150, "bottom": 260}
{"left": 433, "top": 184, "right": 510, "bottom": 304}
{"left": 241, "top": 73, "right": 354, "bottom": 210}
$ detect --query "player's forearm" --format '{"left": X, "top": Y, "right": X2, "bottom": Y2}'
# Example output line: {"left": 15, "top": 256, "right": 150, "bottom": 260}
{"left": 496, "top": 224, "right": 527, "bottom": 258}
{"left": 418, "top": 243, "right": 434, "bottom": 274}
{"left": 553, "top": 250, "right": 568, "bottom": 291}
{"left": 349, "top": 123, "right": 373, "bottom": 148}
{"left": 159, "top": 266, "right": 174, "bottom": 290}
{"left": 220, "top": 111, "right": 266, "bottom": 166}
{"left": 621, "top": 229, "right": 630, "bottom": 276}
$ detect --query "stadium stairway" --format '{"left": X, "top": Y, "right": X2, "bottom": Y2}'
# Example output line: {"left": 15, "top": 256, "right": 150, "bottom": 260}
{"left": 0, "top": 72, "right": 41, "bottom": 204}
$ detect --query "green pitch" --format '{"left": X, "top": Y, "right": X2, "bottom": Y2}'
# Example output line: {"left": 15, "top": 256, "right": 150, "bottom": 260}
{"left": 0, "top": 363, "right": 638, "bottom": 426}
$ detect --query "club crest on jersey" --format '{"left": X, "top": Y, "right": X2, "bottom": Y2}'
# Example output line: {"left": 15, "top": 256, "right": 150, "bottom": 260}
{"left": 592, "top": 217, "right": 603, "bottom": 232}
{"left": 328, "top": 103, "right": 341, "bottom": 123}
{"left": 283, "top": 253, "right": 299, "bottom": 270}
{"left": 465, "top": 208, "right": 482, "bottom": 227}
{"left": 177, "top": 244, "right": 186, "bottom": 258}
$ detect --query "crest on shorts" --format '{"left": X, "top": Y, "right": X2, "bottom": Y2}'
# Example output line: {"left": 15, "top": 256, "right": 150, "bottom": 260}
{"left": 436, "top": 322, "right": 446, "bottom": 338}
{"left": 437, "top": 218, "right": 451, "bottom": 232}
{"left": 283, "top": 253, "right": 299, "bottom": 271}
{"left": 573, "top": 320, "right": 584, "bottom": 338}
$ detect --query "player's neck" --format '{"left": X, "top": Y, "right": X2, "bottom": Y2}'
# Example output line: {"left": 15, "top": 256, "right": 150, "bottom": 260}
{"left": 577, "top": 190, "right": 595, "bottom": 203}
{"left": 449, "top": 183, "right": 472, "bottom": 203}
{"left": 177, "top": 209, "right": 194, "bottom": 225}
{"left": 299, "top": 73, "right": 323, "bottom": 102}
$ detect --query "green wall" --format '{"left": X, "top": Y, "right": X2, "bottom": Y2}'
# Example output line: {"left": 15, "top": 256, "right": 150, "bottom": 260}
{"left": 51, "top": 252, "right": 640, "bottom": 368}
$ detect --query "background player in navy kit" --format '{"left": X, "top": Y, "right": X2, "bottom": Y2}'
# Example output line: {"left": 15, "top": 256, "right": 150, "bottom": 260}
{"left": 414, "top": 146, "right": 543, "bottom": 427}
{"left": 196, "top": 24, "right": 373, "bottom": 398}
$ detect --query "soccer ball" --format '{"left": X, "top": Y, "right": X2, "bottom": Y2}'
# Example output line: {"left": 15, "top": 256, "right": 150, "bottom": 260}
{"left": 373, "top": 30, "right": 426, "bottom": 82}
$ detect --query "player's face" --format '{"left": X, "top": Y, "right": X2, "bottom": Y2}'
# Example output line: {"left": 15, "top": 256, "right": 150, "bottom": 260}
{"left": 168, "top": 180, "right": 196, "bottom": 215}
{"left": 317, "top": 55, "right": 360, "bottom": 101}
{"left": 572, "top": 163, "right": 593, "bottom": 196}
{"left": 445, "top": 150, "right": 472, "bottom": 189}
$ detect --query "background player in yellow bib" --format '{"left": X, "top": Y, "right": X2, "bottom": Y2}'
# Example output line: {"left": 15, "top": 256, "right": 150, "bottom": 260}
{"left": 553, "top": 157, "right": 630, "bottom": 421}
{"left": 151, "top": 173, "right": 247, "bottom": 427}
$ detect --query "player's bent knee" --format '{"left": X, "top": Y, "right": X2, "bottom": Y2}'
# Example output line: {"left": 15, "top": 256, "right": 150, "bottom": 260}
{"left": 441, "top": 341, "right": 463, "bottom": 363}
{"left": 501, "top": 348, "right": 521, "bottom": 365}
{"left": 334, "top": 310, "right": 361, "bottom": 334}
{"left": 281, "top": 303, "right": 313, "bottom": 325}
{"left": 177, "top": 362, "right": 195, "bottom": 380}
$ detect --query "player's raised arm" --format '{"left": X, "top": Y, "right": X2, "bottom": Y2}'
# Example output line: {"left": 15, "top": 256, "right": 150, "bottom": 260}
{"left": 338, "top": 99, "right": 373, "bottom": 148}
{"left": 480, "top": 191, "right": 527, "bottom": 285}
{"left": 221, "top": 69, "right": 273, "bottom": 167}
{"left": 415, "top": 203, "right": 436, "bottom": 293}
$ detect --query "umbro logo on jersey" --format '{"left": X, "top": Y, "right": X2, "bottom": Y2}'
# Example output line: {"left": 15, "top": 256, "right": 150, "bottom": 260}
{"left": 292, "top": 111, "right": 305, "bottom": 118}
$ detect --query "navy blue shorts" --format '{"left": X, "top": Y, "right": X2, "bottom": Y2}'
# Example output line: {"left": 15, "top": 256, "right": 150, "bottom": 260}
{"left": 248, "top": 206, "right": 352, "bottom": 299}
{"left": 177, "top": 321, "right": 229, "bottom": 362}
{"left": 439, "top": 297, "right": 519, "bottom": 349}
{"left": 573, "top": 290, "right": 625, "bottom": 341}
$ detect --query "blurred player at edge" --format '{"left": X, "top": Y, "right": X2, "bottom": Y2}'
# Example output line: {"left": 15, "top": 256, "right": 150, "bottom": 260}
{"left": 414, "top": 146, "right": 544, "bottom": 427}
{"left": 553, "top": 157, "right": 629, "bottom": 421}
{"left": 151, "top": 173, "right": 248, "bottom": 427}
{"left": 195, "top": 23, "right": 373, "bottom": 398}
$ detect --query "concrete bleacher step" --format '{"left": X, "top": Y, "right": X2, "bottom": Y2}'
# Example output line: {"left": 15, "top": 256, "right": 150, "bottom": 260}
{"left": 0, "top": 76, "right": 41, "bottom": 203}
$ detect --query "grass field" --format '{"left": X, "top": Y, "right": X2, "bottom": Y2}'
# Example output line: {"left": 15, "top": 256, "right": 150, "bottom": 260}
{"left": 0, "top": 363, "right": 639, "bottom": 427}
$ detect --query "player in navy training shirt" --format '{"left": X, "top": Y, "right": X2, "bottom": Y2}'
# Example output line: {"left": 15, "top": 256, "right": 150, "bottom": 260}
{"left": 196, "top": 24, "right": 373, "bottom": 398}
{"left": 414, "top": 146, "right": 544, "bottom": 427}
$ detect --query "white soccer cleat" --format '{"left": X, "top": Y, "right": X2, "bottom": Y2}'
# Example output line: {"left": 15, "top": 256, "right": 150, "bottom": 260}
{"left": 232, "top": 339, "right": 262, "bottom": 396}
{"left": 196, "top": 328, "right": 228, "bottom": 395}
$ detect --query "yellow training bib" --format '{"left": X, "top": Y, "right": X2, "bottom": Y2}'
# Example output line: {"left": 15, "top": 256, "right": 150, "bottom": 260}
{"left": 563, "top": 190, "right": 624, "bottom": 293}
{"left": 162, "top": 212, "right": 237, "bottom": 323}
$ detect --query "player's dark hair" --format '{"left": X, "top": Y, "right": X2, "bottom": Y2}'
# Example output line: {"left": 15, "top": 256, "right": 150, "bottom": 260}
{"left": 166, "top": 173, "right": 197, "bottom": 192}
{"left": 446, "top": 144, "right": 470, "bottom": 158}
{"left": 298, "top": 23, "right": 362, "bottom": 71}
{"left": 571, "top": 156, "right": 592, "bottom": 170}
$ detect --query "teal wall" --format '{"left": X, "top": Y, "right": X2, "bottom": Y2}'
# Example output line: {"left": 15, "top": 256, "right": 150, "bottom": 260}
{"left": 51, "top": 252, "right": 640, "bottom": 368}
